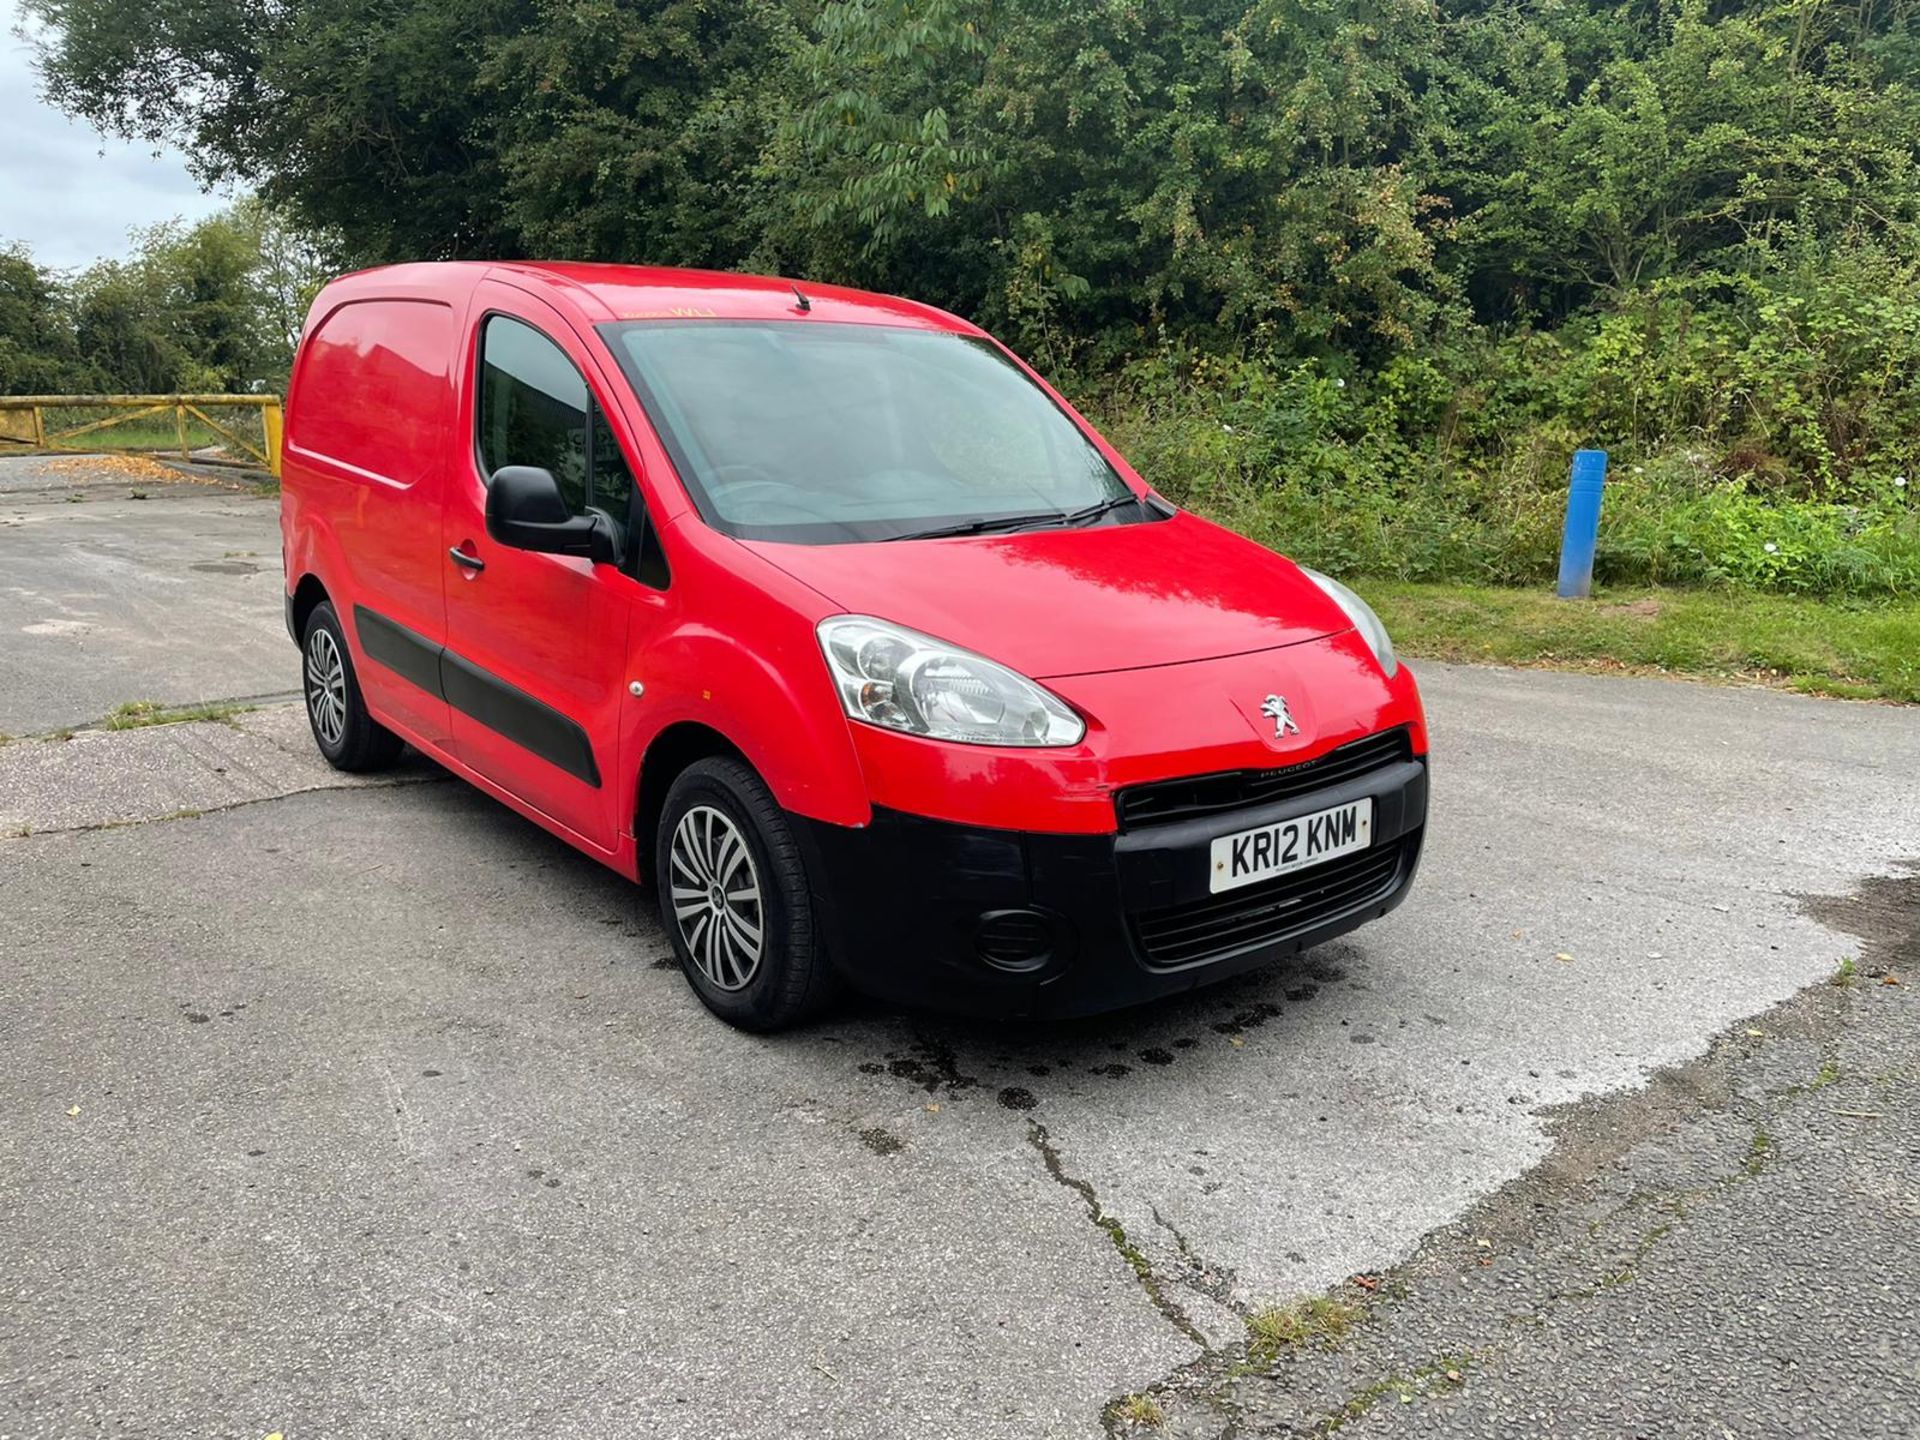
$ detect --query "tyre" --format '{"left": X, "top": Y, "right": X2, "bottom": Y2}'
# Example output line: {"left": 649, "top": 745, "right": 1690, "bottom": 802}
{"left": 300, "top": 600, "right": 405, "bottom": 773}
{"left": 654, "top": 756, "right": 836, "bottom": 1031}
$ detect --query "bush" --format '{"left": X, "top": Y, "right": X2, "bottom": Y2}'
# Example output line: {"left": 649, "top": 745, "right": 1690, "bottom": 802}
{"left": 1084, "top": 342, "right": 1920, "bottom": 600}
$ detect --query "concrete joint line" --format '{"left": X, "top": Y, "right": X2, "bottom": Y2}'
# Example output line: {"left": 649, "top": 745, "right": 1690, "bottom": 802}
{"left": 3, "top": 773, "right": 446, "bottom": 841}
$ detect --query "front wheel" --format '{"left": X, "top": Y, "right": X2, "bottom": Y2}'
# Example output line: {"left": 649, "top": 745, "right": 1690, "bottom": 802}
{"left": 654, "top": 757, "right": 836, "bottom": 1031}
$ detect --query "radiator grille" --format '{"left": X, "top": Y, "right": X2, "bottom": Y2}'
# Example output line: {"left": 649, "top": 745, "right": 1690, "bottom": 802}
{"left": 1115, "top": 727, "right": 1412, "bottom": 830}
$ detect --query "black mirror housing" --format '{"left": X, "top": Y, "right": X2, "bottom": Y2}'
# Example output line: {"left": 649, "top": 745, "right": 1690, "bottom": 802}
{"left": 486, "top": 466, "right": 619, "bottom": 565}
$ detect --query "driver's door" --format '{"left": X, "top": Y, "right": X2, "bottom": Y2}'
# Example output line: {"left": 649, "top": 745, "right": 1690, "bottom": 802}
{"left": 440, "top": 287, "right": 635, "bottom": 851}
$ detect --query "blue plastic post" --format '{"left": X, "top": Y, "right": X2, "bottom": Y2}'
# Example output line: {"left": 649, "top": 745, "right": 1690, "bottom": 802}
{"left": 1556, "top": 449, "right": 1609, "bottom": 599}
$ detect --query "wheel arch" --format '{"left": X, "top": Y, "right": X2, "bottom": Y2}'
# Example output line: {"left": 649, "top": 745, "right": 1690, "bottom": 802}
{"left": 290, "top": 572, "right": 331, "bottom": 641}
{"left": 634, "top": 721, "right": 752, "bottom": 886}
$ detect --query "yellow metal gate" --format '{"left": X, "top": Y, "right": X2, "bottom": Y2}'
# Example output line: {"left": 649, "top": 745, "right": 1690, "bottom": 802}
{"left": 0, "top": 394, "right": 283, "bottom": 477}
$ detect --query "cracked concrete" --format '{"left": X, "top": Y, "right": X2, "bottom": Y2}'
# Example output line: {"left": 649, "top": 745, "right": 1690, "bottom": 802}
{"left": 1137, "top": 864, "right": 1920, "bottom": 1438}
{"left": 3, "top": 454, "right": 1918, "bottom": 1437}
{"left": 1026, "top": 1119, "right": 1211, "bottom": 1350}
{"left": 0, "top": 701, "right": 441, "bottom": 835}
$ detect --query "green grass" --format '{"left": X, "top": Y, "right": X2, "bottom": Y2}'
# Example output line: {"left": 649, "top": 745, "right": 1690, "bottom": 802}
{"left": 1246, "top": 1296, "right": 1362, "bottom": 1359}
{"left": 64, "top": 422, "right": 223, "bottom": 452}
{"left": 1359, "top": 582, "right": 1920, "bottom": 704}
{"left": 100, "top": 699, "right": 255, "bottom": 731}
{"left": 1327, "top": 1356, "right": 1474, "bottom": 1431}
{"left": 1111, "top": 1393, "right": 1166, "bottom": 1428}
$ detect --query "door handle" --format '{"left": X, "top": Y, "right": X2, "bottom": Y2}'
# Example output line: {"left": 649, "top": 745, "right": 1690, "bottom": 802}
{"left": 448, "top": 547, "right": 485, "bottom": 573}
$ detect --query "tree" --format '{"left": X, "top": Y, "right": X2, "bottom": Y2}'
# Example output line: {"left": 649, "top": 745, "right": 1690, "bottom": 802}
{"left": 0, "top": 246, "right": 85, "bottom": 393}
{"left": 3, "top": 205, "right": 327, "bottom": 396}
{"left": 21, "top": 0, "right": 1920, "bottom": 387}
{"left": 1441, "top": 0, "right": 1920, "bottom": 320}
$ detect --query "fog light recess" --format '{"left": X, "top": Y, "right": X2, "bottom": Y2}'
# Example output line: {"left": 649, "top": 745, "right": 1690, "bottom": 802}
{"left": 973, "top": 909, "right": 1057, "bottom": 973}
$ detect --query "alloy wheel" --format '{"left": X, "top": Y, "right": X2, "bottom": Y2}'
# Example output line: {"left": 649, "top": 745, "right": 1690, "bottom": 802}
{"left": 669, "top": 805, "right": 765, "bottom": 991}
{"left": 304, "top": 626, "right": 348, "bottom": 749}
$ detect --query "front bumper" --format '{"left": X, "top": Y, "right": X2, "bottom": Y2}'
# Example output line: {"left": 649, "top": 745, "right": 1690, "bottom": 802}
{"left": 792, "top": 739, "right": 1427, "bottom": 1018}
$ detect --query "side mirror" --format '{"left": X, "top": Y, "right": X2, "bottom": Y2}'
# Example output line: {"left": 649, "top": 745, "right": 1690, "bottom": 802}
{"left": 485, "top": 466, "right": 619, "bottom": 565}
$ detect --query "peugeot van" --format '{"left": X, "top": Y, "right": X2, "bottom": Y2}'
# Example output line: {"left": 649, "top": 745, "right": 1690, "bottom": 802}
{"left": 280, "top": 263, "right": 1427, "bottom": 1030}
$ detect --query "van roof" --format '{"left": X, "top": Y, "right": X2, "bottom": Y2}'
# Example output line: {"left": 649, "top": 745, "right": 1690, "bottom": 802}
{"left": 321, "top": 260, "right": 981, "bottom": 335}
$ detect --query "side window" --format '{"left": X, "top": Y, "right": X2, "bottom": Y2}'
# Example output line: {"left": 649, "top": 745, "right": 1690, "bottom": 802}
{"left": 477, "top": 313, "right": 665, "bottom": 587}
{"left": 479, "top": 315, "right": 589, "bottom": 513}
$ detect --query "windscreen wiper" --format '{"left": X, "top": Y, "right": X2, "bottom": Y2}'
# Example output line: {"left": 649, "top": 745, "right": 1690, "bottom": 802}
{"left": 1002, "top": 492, "right": 1143, "bottom": 533}
{"left": 885, "top": 511, "right": 1067, "bottom": 542}
{"left": 885, "top": 493, "right": 1143, "bottom": 543}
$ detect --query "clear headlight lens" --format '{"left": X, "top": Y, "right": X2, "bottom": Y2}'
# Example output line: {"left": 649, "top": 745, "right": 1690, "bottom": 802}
{"left": 817, "top": 616, "right": 1086, "bottom": 747}
{"left": 1302, "top": 568, "right": 1398, "bottom": 677}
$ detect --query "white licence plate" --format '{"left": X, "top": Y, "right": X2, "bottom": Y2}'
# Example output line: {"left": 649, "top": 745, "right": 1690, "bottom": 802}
{"left": 1208, "top": 798, "right": 1373, "bottom": 894}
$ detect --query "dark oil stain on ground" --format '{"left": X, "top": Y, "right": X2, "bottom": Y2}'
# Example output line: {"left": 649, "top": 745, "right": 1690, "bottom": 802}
{"left": 857, "top": 1125, "right": 907, "bottom": 1155}
{"left": 855, "top": 955, "right": 1352, "bottom": 1104}
{"left": 1211, "top": 1000, "right": 1282, "bottom": 1035}
{"left": 872, "top": 1036, "right": 982, "bottom": 1094}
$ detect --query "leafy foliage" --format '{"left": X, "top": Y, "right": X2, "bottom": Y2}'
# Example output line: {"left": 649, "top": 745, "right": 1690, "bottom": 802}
{"left": 16, "top": 0, "right": 1920, "bottom": 591}
{"left": 0, "top": 202, "right": 327, "bottom": 394}
{"left": 0, "top": 246, "right": 83, "bottom": 392}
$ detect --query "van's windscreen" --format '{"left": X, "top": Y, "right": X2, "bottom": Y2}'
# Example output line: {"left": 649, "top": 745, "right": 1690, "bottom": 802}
{"left": 598, "top": 320, "right": 1145, "bottom": 545}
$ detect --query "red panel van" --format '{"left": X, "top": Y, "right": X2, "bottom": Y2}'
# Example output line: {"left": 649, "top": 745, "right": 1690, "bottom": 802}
{"left": 281, "top": 263, "right": 1427, "bottom": 1030}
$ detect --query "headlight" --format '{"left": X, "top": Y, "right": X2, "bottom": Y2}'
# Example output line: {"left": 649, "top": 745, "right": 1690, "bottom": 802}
{"left": 817, "top": 616, "right": 1086, "bottom": 747}
{"left": 1301, "top": 568, "right": 1398, "bottom": 677}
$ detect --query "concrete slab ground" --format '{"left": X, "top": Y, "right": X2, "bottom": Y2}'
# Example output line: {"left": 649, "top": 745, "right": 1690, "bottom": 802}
{"left": 1, "top": 455, "right": 1916, "bottom": 1437}
{"left": 3, "top": 669, "right": 1915, "bottom": 1438}
{"left": 0, "top": 703, "right": 435, "bottom": 835}
{"left": 0, "top": 454, "right": 289, "bottom": 735}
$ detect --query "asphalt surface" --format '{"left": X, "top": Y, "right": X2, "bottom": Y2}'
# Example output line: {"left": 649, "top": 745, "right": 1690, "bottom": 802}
{"left": 1146, "top": 870, "right": 1919, "bottom": 1437}
{"left": 1, "top": 454, "right": 1916, "bottom": 1438}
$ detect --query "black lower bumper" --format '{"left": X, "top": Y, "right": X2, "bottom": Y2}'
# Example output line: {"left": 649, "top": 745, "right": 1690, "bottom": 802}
{"left": 792, "top": 755, "right": 1427, "bottom": 1019}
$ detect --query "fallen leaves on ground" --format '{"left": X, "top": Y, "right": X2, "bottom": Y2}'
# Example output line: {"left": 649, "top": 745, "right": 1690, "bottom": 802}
{"left": 46, "top": 454, "right": 213, "bottom": 486}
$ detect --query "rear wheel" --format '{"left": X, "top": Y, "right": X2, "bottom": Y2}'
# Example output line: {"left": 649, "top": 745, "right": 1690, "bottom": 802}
{"left": 301, "top": 601, "right": 405, "bottom": 772}
{"left": 655, "top": 757, "right": 836, "bottom": 1031}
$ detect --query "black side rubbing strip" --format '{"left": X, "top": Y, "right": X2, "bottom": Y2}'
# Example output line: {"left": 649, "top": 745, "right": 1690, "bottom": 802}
{"left": 351, "top": 604, "right": 602, "bottom": 789}
{"left": 354, "top": 606, "right": 443, "bottom": 696}
{"left": 438, "top": 648, "right": 602, "bottom": 788}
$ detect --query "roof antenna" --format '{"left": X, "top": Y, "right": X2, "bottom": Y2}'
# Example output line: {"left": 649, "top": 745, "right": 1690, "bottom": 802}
{"left": 790, "top": 282, "right": 812, "bottom": 313}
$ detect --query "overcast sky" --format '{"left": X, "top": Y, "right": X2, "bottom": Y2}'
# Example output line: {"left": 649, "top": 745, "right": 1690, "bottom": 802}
{"left": 0, "top": 0, "right": 232, "bottom": 271}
